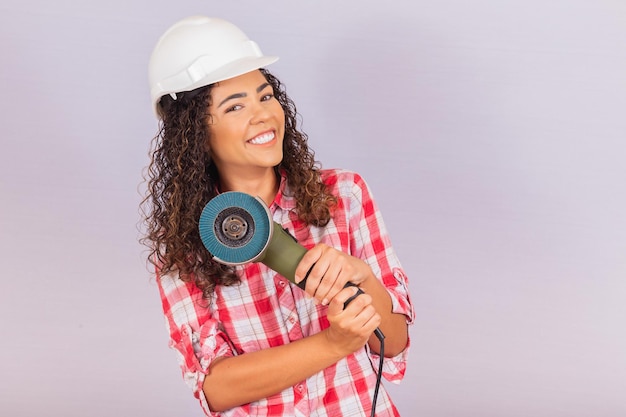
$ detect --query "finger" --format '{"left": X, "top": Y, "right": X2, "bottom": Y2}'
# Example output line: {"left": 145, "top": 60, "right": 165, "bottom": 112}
{"left": 305, "top": 259, "right": 330, "bottom": 299}
{"left": 345, "top": 296, "right": 380, "bottom": 336}
{"left": 342, "top": 290, "right": 371, "bottom": 314}
{"left": 359, "top": 309, "right": 382, "bottom": 334}
{"left": 301, "top": 245, "right": 335, "bottom": 298}
{"left": 327, "top": 285, "right": 360, "bottom": 316}
{"left": 294, "top": 244, "right": 324, "bottom": 286}
{"left": 353, "top": 301, "right": 377, "bottom": 324}
{"left": 314, "top": 255, "right": 344, "bottom": 305}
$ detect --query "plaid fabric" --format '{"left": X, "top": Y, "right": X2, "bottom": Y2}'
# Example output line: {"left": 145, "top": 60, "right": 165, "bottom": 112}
{"left": 157, "top": 169, "right": 415, "bottom": 416}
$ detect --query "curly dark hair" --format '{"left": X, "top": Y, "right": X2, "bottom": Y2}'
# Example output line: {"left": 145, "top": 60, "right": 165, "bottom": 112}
{"left": 140, "top": 69, "right": 336, "bottom": 298}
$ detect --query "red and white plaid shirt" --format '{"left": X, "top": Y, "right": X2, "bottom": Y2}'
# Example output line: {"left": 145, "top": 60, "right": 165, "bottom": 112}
{"left": 157, "top": 169, "right": 415, "bottom": 416}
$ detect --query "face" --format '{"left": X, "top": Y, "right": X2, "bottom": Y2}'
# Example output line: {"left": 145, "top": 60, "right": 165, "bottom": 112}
{"left": 206, "top": 70, "right": 285, "bottom": 181}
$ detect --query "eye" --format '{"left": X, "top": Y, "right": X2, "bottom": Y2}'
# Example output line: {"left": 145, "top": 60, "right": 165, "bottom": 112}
{"left": 225, "top": 104, "right": 243, "bottom": 113}
{"left": 260, "top": 93, "right": 274, "bottom": 102}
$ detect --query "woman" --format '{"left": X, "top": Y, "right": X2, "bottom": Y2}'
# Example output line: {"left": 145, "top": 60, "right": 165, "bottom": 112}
{"left": 142, "top": 16, "right": 414, "bottom": 416}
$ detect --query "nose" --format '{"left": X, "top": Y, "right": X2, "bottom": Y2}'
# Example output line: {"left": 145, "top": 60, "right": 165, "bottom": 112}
{"left": 249, "top": 101, "right": 271, "bottom": 124}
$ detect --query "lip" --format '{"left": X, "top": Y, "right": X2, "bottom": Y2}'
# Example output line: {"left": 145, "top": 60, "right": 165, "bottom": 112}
{"left": 247, "top": 129, "right": 277, "bottom": 145}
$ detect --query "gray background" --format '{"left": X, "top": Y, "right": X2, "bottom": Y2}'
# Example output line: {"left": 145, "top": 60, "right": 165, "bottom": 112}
{"left": 1, "top": 1, "right": 625, "bottom": 416}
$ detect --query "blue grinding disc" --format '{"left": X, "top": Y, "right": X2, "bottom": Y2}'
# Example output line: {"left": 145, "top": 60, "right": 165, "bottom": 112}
{"left": 198, "top": 191, "right": 272, "bottom": 265}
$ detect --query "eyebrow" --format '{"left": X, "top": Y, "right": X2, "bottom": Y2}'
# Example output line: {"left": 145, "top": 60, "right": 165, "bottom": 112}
{"left": 217, "top": 82, "right": 271, "bottom": 108}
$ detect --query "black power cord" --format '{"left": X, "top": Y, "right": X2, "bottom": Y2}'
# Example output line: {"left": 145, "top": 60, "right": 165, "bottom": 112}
{"left": 370, "top": 330, "right": 385, "bottom": 417}
{"left": 342, "top": 283, "right": 386, "bottom": 417}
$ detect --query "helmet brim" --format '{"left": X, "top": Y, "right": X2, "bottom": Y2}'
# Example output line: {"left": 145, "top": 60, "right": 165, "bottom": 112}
{"left": 153, "top": 55, "right": 279, "bottom": 117}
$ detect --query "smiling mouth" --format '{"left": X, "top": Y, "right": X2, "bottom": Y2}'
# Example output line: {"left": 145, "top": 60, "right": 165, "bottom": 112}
{"left": 248, "top": 131, "right": 275, "bottom": 145}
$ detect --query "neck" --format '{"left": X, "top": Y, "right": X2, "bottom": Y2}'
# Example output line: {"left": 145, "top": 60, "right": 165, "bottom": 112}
{"left": 218, "top": 168, "right": 279, "bottom": 207}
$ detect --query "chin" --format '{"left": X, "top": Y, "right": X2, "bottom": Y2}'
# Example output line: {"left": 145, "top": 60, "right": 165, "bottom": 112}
{"left": 270, "top": 152, "right": 284, "bottom": 167}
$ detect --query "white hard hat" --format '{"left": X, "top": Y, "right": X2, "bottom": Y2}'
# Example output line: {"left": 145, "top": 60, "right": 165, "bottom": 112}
{"left": 148, "top": 16, "right": 279, "bottom": 117}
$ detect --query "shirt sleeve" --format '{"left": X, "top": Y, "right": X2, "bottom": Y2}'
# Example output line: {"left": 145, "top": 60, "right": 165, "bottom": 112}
{"left": 343, "top": 172, "right": 416, "bottom": 382}
{"left": 156, "top": 270, "right": 235, "bottom": 416}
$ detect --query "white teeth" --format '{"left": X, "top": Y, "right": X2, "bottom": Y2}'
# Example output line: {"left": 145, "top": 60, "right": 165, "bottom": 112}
{"left": 248, "top": 132, "right": 274, "bottom": 145}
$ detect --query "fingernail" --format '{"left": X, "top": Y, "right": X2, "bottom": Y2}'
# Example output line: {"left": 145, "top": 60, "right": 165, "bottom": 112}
{"left": 294, "top": 275, "right": 301, "bottom": 283}
{"left": 321, "top": 298, "right": 329, "bottom": 306}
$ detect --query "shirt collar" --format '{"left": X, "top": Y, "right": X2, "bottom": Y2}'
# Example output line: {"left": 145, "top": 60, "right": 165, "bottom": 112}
{"left": 271, "top": 170, "right": 296, "bottom": 212}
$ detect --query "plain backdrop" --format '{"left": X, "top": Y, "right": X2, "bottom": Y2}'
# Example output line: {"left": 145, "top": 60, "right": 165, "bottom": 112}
{"left": 1, "top": 1, "right": 625, "bottom": 416}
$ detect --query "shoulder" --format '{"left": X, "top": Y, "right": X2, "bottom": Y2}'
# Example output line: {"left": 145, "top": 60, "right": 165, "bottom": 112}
{"left": 320, "top": 168, "right": 368, "bottom": 195}
{"left": 320, "top": 169, "right": 377, "bottom": 217}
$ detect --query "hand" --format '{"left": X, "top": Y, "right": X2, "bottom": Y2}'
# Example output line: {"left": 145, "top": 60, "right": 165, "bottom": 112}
{"left": 324, "top": 285, "right": 382, "bottom": 356}
{"left": 295, "top": 243, "right": 373, "bottom": 305}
